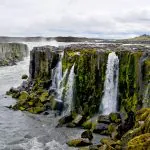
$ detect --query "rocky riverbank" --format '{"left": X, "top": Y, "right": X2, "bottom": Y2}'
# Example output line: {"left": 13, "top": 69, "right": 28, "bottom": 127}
{"left": 0, "top": 43, "right": 28, "bottom": 66}
{"left": 7, "top": 43, "right": 150, "bottom": 149}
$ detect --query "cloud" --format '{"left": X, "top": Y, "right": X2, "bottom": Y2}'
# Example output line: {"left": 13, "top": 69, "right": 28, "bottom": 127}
{"left": 0, "top": 0, "right": 150, "bottom": 38}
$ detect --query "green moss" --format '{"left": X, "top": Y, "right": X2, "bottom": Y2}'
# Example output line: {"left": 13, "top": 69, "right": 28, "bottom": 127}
{"left": 19, "top": 106, "right": 26, "bottom": 111}
{"left": 100, "top": 137, "right": 117, "bottom": 146}
{"left": 121, "top": 108, "right": 150, "bottom": 148}
{"left": 82, "top": 119, "right": 92, "bottom": 129}
{"left": 19, "top": 91, "right": 29, "bottom": 101}
{"left": 70, "top": 49, "right": 108, "bottom": 115}
{"left": 127, "top": 133, "right": 150, "bottom": 150}
{"left": 39, "top": 91, "right": 49, "bottom": 102}
{"left": 66, "top": 139, "right": 92, "bottom": 147}
{"left": 118, "top": 51, "right": 143, "bottom": 114}
{"left": 28, "top": 101, "right": 34, "bottom": 106}
{"left": 28, "top": 106, "right": 45, "bottom": 114}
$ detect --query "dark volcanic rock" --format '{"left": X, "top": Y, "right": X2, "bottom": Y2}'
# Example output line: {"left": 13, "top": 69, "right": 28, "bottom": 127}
{"left": 93, "top": 123, "right": 109, "bottom": 134}
{"left": 81, "top": 130, "right": 93, "bottom": 141}
{"left": 29, "top": 46, "right": 59, "bottom": 79}
{"left": 56, "top": 115, "right": 73, "bottom": 127}
{"left": 98, "top": 115, "right": 110, "bottom": 124}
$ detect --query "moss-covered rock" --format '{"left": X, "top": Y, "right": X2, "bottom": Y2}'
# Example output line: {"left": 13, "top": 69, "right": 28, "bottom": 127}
{"left": 100, "top": 138, "right": 117, "bottom": 147}
{"left": 93, "top": 123, "right": 109, "bottom": 135}
{"left": 19, "top": 91, "right": 29, "bottom": 101}
{"left": 39, "top": 91, "right": 49, "bottom": 102}
{"left": 98, "top": 115, "right": 110, "bottom": 124}
{"left": 28, "top": 106, "right": 45, "bottom": 114}
{"left": 56, "top": 114, "right": 73, "bottom": 127}
{"left": 109, "top": 113, "right": 121, "bottom": 124}
{"left": 66, "top": 138, "right": 92, "bottom": 147}
{"left": 81, "top": 130, "right": 93, "bottom": 141}
{"left": 127, "top": 133, "right": 150, "bottom": 150}
{"left": 121, "top": 108, "right": 150, "bottom": 148}
{"left": 82, "top": 119, "right": 93, "bottom": 129}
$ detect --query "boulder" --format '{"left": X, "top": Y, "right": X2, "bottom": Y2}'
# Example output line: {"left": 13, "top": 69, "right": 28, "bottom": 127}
{"left": 66, "top": 122, "right": 76, "bottom": 128}
{"left": 39, "top": 91, "right": 49, "bottom": 102}
{"left": 82, "top": 119, "right": 93, "bottom": 129}
{"left": 100, "top": 138, "right": 117, "bottom": 147}
{"left": 98, "top": 115, "right": 110, "bottom": 124}
{"left": 108, "top": 123, "right": 119, "bottom": 139}
{"left": 28, "top": 106, "right": 45, "bottom": 114}
{"left": 6, "top": 87, "right": 19, "bottom": 95}
{"left": 56, "top": 115, "right": 73, "bottom": 127}
{"left": 66, "top": 138, "right": 92, "bottom": 147}
{"left": 109, "top": 113, "right": 121, "bottom": 124}
{"left": 19, "top": 91, "right": 29, "bottom": 101}
{"left": 72, "top": 114, "right": 84, "bottom": 125}
{"left": 93, "top": 123, "right": 109, "bottom": 134}
{"left": 81, "top": 130, "right": 93, "bottom": 141}
{"left": 22, "top": 74, "right": 28, "bottom": 79}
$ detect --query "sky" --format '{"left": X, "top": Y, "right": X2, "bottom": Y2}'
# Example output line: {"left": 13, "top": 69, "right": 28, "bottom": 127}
{"left": 0, "top": 0, "right": 150, "bottom": 39}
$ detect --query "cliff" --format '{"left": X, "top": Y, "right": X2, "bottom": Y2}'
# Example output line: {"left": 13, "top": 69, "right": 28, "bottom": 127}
{"left": 0, "top": 43, "right": 28, "bottom": 66}
{"left": 7, "top": 44, "right": 150, "bottom": 116}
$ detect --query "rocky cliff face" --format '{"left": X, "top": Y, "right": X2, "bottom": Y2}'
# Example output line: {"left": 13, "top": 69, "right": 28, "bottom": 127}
{"left": 0, "top": 43, "right": 28, "bottom": 66}
{"left": 8, "top": 44, "right": 150, "bottom": 116}
{"left": 29, "top": 46, "right": 59, "bottom": 80}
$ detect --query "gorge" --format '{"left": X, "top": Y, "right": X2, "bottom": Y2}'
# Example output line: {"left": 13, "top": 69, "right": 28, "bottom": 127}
{"left": 1, "top": 41, "right": 150, "bottom": 150}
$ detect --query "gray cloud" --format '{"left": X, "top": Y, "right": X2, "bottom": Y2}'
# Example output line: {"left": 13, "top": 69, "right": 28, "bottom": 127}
{"left": 0, "top": 0, "right": 150, "bottom": 38}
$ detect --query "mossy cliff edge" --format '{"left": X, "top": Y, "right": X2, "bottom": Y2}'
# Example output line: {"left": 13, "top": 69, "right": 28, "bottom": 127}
{"left": 7, "top": 44, "right": 150, "bottom": 116}
{"left": 0, "top": 43, "right": 28, "bottom": 66}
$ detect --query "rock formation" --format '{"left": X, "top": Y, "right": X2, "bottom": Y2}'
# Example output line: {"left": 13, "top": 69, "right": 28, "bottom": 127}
{"left": 0, "top": 43, "right": 28, "bottom": 66}
{"left": 7, "top": 43, "right": 150, "bottom": 149}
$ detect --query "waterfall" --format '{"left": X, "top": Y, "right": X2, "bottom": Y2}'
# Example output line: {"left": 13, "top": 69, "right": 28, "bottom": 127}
{"left": 51, "top": 60, "right": 62, "bottom": 90}
{"left": 50, "top": 52, "right": 64, "bottom": 100}
{"left": 100, "top": 52, "right": 119, "bottom": 115}
{"left": 57, "top": 68, "right": 68, "bottom": 100}
{"left": 64, "top": 64, "right": 75, "bottom": 114}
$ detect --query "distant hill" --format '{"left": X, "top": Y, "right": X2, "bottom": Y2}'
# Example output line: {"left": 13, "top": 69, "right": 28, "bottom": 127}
{"left": 128, "top": 34, "right": 150, "bottom": 41}
{"left": 0, "top": 36, "right": 101, "bottom": 43}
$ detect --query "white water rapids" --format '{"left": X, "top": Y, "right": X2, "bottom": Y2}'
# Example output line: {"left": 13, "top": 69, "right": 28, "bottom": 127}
{"left": 0, "top": 41, "right": 82, "bottom": 150}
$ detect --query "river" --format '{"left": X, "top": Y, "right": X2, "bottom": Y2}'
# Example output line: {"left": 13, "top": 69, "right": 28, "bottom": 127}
{"left": 0, "top": 41, "right": 103, "bottom": 150}
{"left": 0, "top": 41, "right": 83, "bottom": 150}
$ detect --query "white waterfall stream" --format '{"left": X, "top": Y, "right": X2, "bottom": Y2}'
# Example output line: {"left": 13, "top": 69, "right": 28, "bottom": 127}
{"left": 50, "top": 52, "right": 64, "bottom": 101}
{"left": 51, "top": 53, "right": 63, "bottom": 90}
{"left": 64, "top": 64, "right": 75, "bottom": 114}
{"left": 100, "top": 52, "right": 119, "bottom": 115}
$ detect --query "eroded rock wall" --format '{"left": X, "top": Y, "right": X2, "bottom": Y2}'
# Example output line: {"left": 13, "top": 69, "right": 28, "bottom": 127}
{"left": 0, "top": 43, "right": 28, "bottom": 66}
{"left": 8, "top": 44, "right": 150, "bottom": 116}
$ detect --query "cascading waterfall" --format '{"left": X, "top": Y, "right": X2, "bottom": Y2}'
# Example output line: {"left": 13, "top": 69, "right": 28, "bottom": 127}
{"left": 50, "top": 52, "right": 64, "bottom": 100}
{"left": 64, "top": 64, "right": 75, "bottom": 114}
{"left": 57, "top": 68, "right": 68, "bottom": 100}
{"left": 100, "top": 52, "right": 119, "bottom": 115}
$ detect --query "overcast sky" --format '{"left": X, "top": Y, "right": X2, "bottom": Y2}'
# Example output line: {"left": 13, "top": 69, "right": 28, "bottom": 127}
{"left": 0, "top": 0, "right": 150, "bottom": 38}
